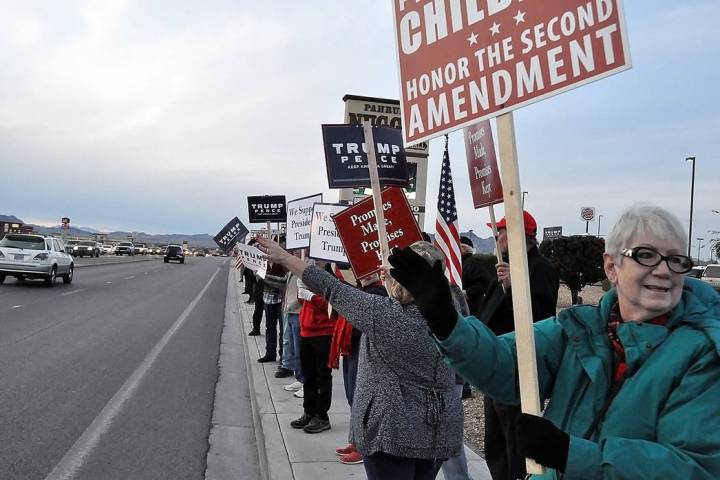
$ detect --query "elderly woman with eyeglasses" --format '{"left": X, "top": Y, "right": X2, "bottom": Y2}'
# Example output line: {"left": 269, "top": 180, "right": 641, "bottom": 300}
{"left": 389, "top": 205, "right": 720, "bottom": 479}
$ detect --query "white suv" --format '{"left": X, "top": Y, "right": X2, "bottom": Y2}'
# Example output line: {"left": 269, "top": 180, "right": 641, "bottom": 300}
{"left": 0, "top": 234, "right": 74, "bottom": 287}
{"left": 700, "top": 264, "right": 720, "bottom": 292}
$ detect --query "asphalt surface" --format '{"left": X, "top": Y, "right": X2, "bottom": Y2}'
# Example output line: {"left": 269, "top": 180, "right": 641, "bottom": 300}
{"left": 0, "top": 256, "right": 233, "bottom": 480}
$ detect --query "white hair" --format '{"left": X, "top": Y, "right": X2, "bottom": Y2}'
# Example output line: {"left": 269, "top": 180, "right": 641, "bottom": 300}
{"left": 605, "top": 204, "right": 687, "bottom": 257}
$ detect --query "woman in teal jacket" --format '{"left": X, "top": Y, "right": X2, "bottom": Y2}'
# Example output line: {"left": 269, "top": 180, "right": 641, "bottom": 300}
{"left": 389, "top": 205, "right": 720, "bottom": 479}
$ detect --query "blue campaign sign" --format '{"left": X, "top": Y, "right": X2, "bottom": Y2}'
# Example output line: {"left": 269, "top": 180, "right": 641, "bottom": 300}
{"left": 214, "top": 217, "right": 249, "bottom": 252}
{"left": 321, "top": 124, "right": 409, "bottom": 189}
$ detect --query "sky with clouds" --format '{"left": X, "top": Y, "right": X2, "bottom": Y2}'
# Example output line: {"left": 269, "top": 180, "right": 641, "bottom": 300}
{"left": 1, "top": 1, "right": 718, "bottom": 258}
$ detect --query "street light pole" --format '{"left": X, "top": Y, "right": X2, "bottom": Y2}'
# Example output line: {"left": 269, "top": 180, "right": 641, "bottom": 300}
{"left": 597, "top": 214, "right": 604, "bottom": 237}
{"left": 686, "top": 157, "right": 696, "bottom": 256}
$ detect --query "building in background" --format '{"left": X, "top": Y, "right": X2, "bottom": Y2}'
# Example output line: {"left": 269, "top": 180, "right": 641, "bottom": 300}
{"left": 0, "top": 215, "right": 25, "bottom": 239}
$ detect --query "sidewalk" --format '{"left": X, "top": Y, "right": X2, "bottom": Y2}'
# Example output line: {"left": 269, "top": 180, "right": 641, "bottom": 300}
{"left": 234, "top": 269, "right": 492, "bottom": 480}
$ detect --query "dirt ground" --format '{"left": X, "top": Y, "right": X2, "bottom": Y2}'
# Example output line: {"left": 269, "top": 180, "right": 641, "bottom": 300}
{"left": 462, "top": 283, "right": 606, "bottom": 456}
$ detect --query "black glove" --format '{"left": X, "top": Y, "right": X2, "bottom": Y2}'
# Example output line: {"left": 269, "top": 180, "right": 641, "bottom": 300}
{"left": 388, "top": 247, "right": 458, "bottom": 338}
{"left": 517, "top": 413, "right": 570, "bottom": 472}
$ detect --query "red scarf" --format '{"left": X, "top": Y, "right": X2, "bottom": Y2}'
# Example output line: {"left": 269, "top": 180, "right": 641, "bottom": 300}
{"left": 607, "top": 303, "right": 667, "bottom": 385}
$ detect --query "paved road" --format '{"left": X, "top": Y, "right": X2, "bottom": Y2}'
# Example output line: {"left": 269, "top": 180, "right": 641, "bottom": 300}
{"left": 0, "top": 256, "right": 235, "bottom": 480}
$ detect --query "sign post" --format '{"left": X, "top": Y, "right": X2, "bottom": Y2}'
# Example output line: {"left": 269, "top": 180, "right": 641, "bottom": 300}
{"left": 581, "top": 207, "right": 596, "bottom": 234}
{"left": 496, "top": 112, "right": 543, "bottom": 474}
{"left": 363, "top": 122, "right": 391, "bottom": 268}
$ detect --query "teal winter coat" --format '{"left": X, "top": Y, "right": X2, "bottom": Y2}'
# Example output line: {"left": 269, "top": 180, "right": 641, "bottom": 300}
{"left": 435, "top": 278, "right": 720, "bottom": 479}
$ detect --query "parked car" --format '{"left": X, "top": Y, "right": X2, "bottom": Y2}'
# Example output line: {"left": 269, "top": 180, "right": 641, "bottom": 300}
{"left": 0, "top": 234, "right": 74, "bottom": 286}
{"left": 686, "top": 266, "right": 706, "bottom": 279}
{"left": 115, "top": 242, "right": 135, "bottom": 256}
{"left": 700, "top": 264, "right": 720, "bottom": 291}
{"left": 164, "top": 245, "right": 185, "bottom": 264}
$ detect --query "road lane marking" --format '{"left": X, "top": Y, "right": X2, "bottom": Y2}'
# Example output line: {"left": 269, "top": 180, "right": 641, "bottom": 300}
{"left": 44, "top": 266, "right": 222, "bottom": 480}
{"left": 123, "top": 276, "right": 135, "bottom": 280}
{"left": 11, "top": 305, "right": 22, "bottom": 309}
{"left": 61, "top": 289, "right": 85, "bottom": 297}
{"left": 106, "top": 281, "right": 112, "bottom": 285}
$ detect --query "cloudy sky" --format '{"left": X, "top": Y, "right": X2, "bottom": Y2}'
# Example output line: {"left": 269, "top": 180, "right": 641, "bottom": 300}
{"left": 1, "top": 1, "right": 718, "bottom": 257}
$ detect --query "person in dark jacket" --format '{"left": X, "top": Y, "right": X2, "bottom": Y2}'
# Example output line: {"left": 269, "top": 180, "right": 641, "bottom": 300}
{"left": 459, "top": 236, "right": 494, "bottom": 317}
{"left": 477, "top": 211, "right": 559, "bottom": 480}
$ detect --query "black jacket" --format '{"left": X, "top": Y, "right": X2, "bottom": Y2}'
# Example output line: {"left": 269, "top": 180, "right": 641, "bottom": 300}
{"left": 477, "top": 245, "right": 559, "bottom": 335}
{"left": 461, "top": 253, "right": 495, "bottom": 316}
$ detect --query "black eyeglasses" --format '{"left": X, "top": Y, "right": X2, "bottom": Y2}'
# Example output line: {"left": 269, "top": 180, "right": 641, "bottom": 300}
{"left": 621, "top": 247, "right": 694, "bottom": 274}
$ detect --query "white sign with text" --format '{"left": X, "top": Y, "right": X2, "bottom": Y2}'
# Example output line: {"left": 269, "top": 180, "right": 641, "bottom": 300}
{"left": 308, "top": 203, "right": 348, "bottom": 263}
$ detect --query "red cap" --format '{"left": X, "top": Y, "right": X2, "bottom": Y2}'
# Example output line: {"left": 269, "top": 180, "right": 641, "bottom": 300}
{"left": 487, "top": 211, "right": 537, "bottom": 236}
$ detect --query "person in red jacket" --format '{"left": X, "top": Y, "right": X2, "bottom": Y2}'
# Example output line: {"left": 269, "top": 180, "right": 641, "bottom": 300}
{"left": 290, "top": 262, "right": 337, "bottom": 434}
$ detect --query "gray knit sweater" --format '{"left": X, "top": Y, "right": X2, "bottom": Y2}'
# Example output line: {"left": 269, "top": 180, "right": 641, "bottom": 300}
{"left": 302, "top": 265, "right": 463, "bottom": 460}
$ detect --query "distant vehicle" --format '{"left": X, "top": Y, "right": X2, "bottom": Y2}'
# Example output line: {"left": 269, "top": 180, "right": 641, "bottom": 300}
{"left": 700, "top": 264, "right": 720, "bottom": 291}
{"left": 164, "top": 245, "right": 185, "bottom": 264}
{"left": 0, "top": 234, "right": 74, "bottom": 287}
{"left": 134, "top": 243, "right": 147, "bottom": 255}
{"left": 196, "top": 250, "right": 206, "bottom": 257}
{"left": 96, "top": 242, "right": 105, "bottom": 255}
{"left": 102, "top": 244, "right": 115, "bottom": 254}
{"left": 115, "top": 242, "right": 135, "bottom": 256}
{"left": 685, "top": 266, "right": 706, "bottom": 279}
{"left": 67, "top": 240, "right": 100, "bottom": 258}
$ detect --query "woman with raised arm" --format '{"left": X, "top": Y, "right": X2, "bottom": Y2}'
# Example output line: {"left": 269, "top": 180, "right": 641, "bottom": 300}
{"left": 256, "top": 236, "right": 463, "bottom": 480}
{"left": 388, "top": 205, "right": 720, "bottom": 480}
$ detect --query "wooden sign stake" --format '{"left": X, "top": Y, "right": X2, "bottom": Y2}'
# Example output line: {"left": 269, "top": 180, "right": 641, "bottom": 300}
{"left": 496, "top": 112, "right": 544, "bottom": 475}
{"left": 363, "top": 122, "right": 391, "bottom": 272}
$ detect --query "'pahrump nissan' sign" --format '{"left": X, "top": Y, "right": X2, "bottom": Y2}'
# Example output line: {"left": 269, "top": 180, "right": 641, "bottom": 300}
{"left": 392, "top": 0, "right": 631, "bottom": 145}
{"left": 247, "top": 195, "right": 287, "bottom": 223}
{"left": 321, "top": 124, "right": 410, "bottom": 189}
{"left": 213, "top": 217, "right": 249, "bottom": 253}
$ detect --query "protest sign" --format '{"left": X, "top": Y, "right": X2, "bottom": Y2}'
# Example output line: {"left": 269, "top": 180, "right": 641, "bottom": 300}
{"left": 308, "top": 203, "right": 349, "bottom": 263}
{"left": 286, "top": 193, "right": 323, "bottom": 250}
{"left": 321, "top": 124, "right": 409, "bottom": 189}
{"left": 392, "top": 0, "right": 631, "bottom": 145}
{"left": 464, "top": 120, "right": 503, "bottom": 208}
{"left": 247, "top": 195, "right": 287, "bottom": 223}
{"left": 333, "top": 187, "right": 423, "bottom": 279}
{"left": 236, "top": 243, "right": 267, "bottom": 278}
{"left": 213, "top": 217, "right": 249, "bottom": 253}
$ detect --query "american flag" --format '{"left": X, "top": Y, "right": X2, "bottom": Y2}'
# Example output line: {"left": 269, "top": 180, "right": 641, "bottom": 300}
{"left": 434, "top": 135, "right": 463, "bottom": 287}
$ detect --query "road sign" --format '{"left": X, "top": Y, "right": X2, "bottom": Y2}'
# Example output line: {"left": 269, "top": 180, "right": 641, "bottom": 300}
{"left": 392, "top": 0, "right": 631, "bottom": 145}
{"left": 580, "top": 207, "right": 596, "bottom": 221}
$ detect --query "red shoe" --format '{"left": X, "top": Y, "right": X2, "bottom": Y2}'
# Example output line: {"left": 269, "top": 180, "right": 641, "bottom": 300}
{"left": 339, "top": 451, "right": 363, "bottom": 465}
{"left": 335, "top": 443, "right": 356, "bottom": 456}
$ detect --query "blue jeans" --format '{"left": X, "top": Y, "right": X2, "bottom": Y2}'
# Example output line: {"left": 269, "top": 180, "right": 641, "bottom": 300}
{"left": 441, "top": 385, "right": 473, "bottom": 480}
{"left": 282, "top": 313, "right": 303, "bottom": 382}
{"left": 364, "top": 452, "right": 443, "bottom": 480}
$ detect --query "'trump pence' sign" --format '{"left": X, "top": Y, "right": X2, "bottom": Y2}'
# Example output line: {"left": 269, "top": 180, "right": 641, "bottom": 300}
{"left": 322, "top": 124, "right": 409, "bottom": 189}
{"left": 333, "top": 187, "right": 423, "bottom": 279}
{"left": 464, "top": 120, "right": 503, "bottom": 208}
{"left": 248, "top": 195, "right": 287, "bottom": 223}
{"left": 236, "top": 243, "right": 267, "bottom": 278}
{"left": 213, "top": 217, "right": 250, "bottom": 253}
{"left": 286, "top": 193, "right": 323, "bottom": 250}
{"left": 309, "top": 203, "right": 349, "bottom": 263}
{"left": 393, "top": 0, "right": 631, "bottom": 145}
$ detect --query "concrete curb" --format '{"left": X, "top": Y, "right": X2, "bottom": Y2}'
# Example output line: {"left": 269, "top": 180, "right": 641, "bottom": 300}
{"left": 205, "top": 267, "right": 262, "bottom": 480}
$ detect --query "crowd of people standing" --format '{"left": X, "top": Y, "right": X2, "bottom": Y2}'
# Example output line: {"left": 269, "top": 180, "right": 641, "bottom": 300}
{"left": 241, "top": 205, "right": 720, "bottom": 480}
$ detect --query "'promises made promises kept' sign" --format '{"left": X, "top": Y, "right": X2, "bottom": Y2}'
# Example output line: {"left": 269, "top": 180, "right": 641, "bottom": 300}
{"left": 393, "top": 0, "right": 630, "bottom": 145}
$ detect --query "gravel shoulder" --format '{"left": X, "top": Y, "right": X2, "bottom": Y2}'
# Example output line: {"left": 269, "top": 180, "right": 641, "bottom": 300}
{"left": 462, "top": 283, "right": 606, "bottom": 456}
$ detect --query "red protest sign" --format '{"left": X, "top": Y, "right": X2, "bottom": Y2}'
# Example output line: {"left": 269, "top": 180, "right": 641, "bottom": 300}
{"left": 332, "top": 187, "right": 423, "bottom": 279}
{"left": 464, "top": 120, "right": 503, "bottom": 208}
{"left": 392, "top": 0, "right": 631, "bottom": 145}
